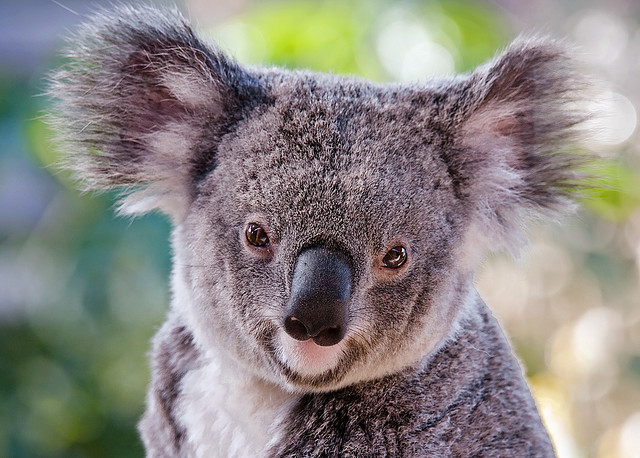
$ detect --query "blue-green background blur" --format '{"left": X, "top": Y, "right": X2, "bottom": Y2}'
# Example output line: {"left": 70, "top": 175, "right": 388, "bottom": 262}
{"left": 1, "top": 1, "right": 639, "bottom": 457}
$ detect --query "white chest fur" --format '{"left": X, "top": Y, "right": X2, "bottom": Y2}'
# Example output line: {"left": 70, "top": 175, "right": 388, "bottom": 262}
{"left": 176, "top": 350, "right": 297, "bottom": 457}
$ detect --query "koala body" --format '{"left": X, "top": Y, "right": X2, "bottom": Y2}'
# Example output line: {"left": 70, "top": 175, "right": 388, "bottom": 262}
{"left": 51, "top": 6, "right": 590, "bottom": 457}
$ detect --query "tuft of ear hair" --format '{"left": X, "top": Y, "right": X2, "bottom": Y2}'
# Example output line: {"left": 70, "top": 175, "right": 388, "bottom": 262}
{"left": 447, "top": 36, "right": 592, "bottom": 254}
{"left": 49, "top": 5, "right": 263, "bottom": 219}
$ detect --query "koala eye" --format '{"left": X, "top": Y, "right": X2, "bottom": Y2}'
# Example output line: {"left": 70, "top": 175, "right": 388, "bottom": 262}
{"left": 382, "top": 246, "right": 407, "bottom": 269}
{"left": 245, "top": 223, "right": 270, "bottom": 248}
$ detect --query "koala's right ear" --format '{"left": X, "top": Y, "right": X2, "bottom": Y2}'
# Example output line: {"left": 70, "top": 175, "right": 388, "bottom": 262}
{"left": 50, "top": 6, "right": 264, "bottom": 219}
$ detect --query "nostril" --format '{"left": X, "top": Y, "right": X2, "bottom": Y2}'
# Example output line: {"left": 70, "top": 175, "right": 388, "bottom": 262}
{"left": 284, "top": 316, "right": 311, "bottom": 341}
{"left": 284, "top": 315, "right": 346, "bottom": 347}
{"left": 312, "top": 326, "right": 344, "bottom": 347}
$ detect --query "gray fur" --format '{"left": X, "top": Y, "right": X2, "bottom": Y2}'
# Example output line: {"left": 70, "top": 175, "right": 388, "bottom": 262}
{"left": 139, "top": 311, "right": 201, "bottom": 456}
{"left": 268, "top": 298, "right": 553, "bottom": 456}
{"left": 50, "top": 5, "right": 593, "bottom": 456}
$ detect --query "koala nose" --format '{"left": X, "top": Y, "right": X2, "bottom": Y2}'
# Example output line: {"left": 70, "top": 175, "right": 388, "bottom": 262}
{"left": 284, "top": 246, "right": 352, "bottom": 347}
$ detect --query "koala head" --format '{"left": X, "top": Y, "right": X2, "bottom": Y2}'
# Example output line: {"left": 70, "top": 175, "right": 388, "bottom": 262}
{"left": 51, "top": 6, "right": 588, "bottom": 392}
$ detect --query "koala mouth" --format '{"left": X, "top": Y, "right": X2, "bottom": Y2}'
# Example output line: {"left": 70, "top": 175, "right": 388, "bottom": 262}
{"left": 276, "top": 330, "right": 347, "bottom": 378}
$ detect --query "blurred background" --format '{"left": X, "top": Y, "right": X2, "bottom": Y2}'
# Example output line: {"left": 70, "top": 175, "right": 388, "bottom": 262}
{"left": 0, "top": 0, "right": 638, "bottom": 456}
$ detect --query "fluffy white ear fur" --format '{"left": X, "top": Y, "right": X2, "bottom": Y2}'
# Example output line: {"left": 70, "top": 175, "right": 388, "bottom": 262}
{"left": 116, "top": 122, "right": 202, "bottom": 218}
{"left": 49, "top": 6, "right": 253, "bottom": 221}
{"left": 453, "top": 37, "right": 591, "bottom": 254}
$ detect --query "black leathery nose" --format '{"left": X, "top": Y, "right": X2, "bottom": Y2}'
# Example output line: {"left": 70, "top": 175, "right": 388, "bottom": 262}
{"left": 284, "top": 246, "right": 352, "bottom": 347}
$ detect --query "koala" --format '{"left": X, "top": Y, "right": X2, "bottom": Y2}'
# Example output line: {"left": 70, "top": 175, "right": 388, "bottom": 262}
{"left": 50, "top": 5, "right": 592, "bottom": 457}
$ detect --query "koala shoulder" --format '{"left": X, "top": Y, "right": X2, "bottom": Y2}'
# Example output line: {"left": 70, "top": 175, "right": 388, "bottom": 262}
{"left": 268, "top": 298, "right": 554, "bottom": 457}
{"left": 138, "top": 312, "right": 201, "bottom": 456}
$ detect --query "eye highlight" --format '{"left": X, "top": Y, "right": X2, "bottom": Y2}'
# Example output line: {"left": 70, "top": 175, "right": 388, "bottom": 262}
{"left": 382, "top": 246, "right": 407, "bottom": 269}
{"left": 245, "top": 223, "right": 270, "bottom": 248}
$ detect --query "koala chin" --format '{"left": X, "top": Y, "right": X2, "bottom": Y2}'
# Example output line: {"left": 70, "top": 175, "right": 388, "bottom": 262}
{"left": 51, "top": 5, "right": 593, "bottom": 457}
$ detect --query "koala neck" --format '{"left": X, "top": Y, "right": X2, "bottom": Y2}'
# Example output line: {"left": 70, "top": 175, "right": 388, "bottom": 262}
{"left": 175, "top": 344, "right": 296, "bottom": 457}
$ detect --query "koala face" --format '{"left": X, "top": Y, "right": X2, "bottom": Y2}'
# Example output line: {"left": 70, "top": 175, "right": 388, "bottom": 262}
{"left": 177, "top": 74, "right": 470, "bottom": 390}
{"left": 51, "top": 7, "right": 588, "bottom": 393}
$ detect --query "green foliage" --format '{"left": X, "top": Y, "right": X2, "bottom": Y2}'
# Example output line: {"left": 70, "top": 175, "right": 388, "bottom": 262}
{"left": 583, "top": 160, "right": 640, "bottom": 222}
{"left": 209, "top": 0, "right": 507, "bottom": 81}
{"left": 209, "top": 0, "right": 384, "bottom": 78}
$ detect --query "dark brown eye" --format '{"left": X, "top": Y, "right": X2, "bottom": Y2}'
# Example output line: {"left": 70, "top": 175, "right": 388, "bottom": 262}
{"left": 382, "top": 246, "right": 407, "bottom": 269}
{"left": 245, "top": 223, "right": 270, "bottom": 247}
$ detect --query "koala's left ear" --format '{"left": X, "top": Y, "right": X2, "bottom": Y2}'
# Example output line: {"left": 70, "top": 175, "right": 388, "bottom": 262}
{"left": 50, "top": 6, "right": 265, "bottom": 219}
{"left": 444, "top": 37, "right": 591, "bottom": 252}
